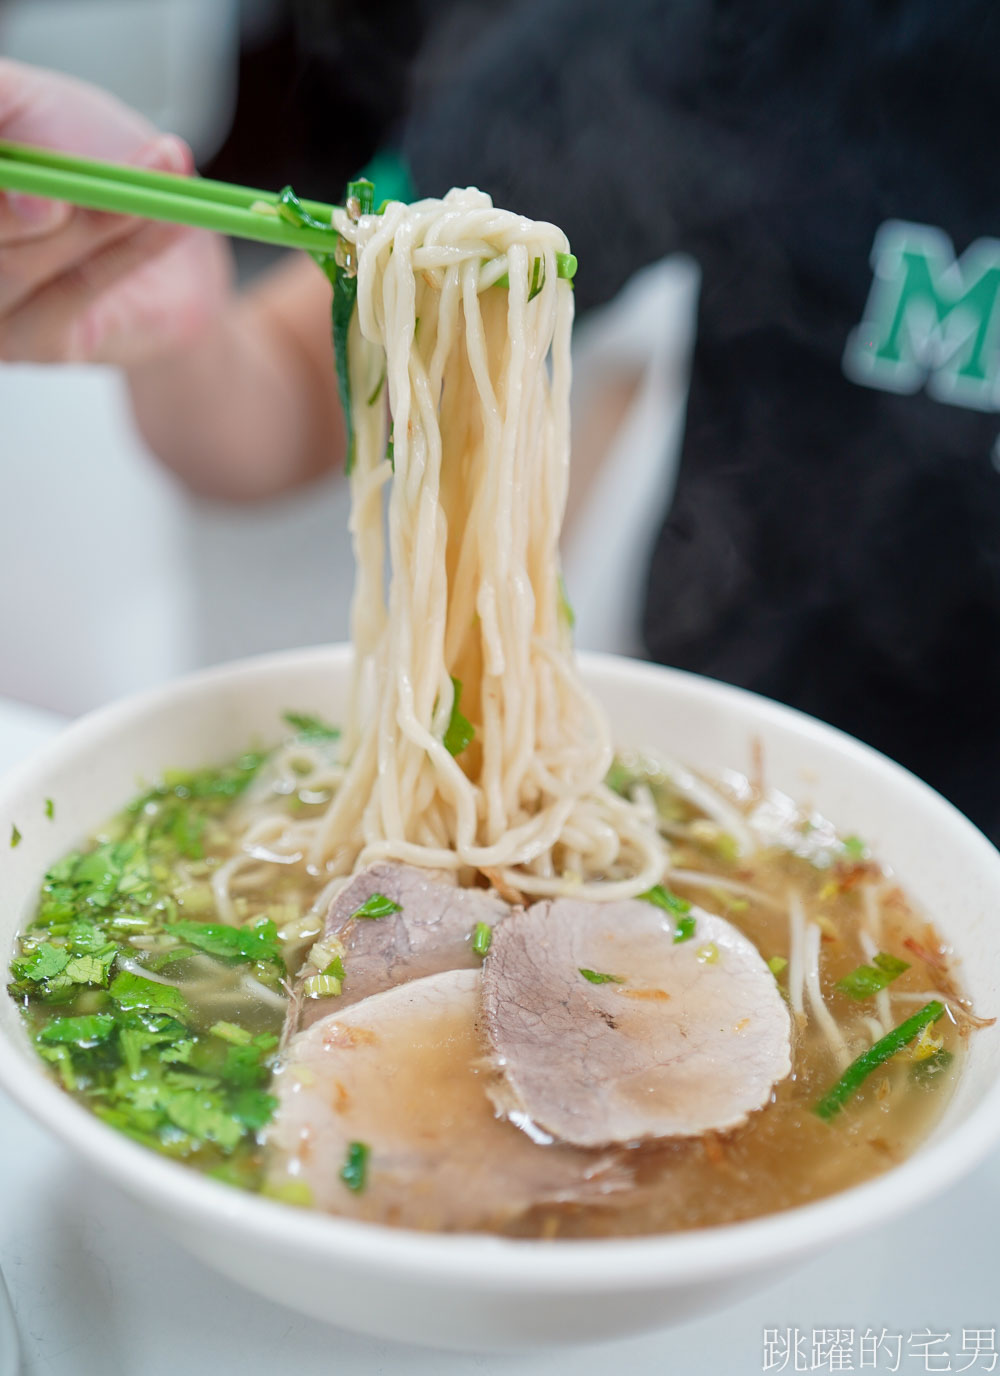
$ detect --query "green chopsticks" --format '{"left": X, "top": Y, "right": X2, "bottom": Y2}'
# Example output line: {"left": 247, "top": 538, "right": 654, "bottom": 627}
{"left": 0, "top": 139, "right": 578, "bottom": 282}
{"left": 0, "top": 140, "right": 340, "bottom": 253}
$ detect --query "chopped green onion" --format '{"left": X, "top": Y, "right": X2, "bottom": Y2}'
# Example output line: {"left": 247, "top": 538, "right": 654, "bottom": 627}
{"left": 767, "top": 955, "right": 788, "bottom": 975}
{"left": 814, "top": 1001, "right": 945, "bottom": 1121}
{"left": 303, "top": 973, "right": 343, "bottom": 999}
{"left": 835, "top": 952, "right": 910, "bottom": 1001}
{"left": 605, "top": 760, "right": 634, "bottom": 796}
{"left": 842, "top": 834, "right": 867, "bottom": 861}
{"left": 674, "top": 914, "right": 697, "bottom": 944}
{"left": 340, "top": 1140, "right": 370, "bottom": 1193}
{"left": 579, "top": 968, "right": 624, "bottom": 985}
{"left": 44, "top": 798, "right": 55, "bottom": 820}
{"left": 472, "top": 921, "right": 492, "bottom": 958}
{"left": 443, "top": 677, "right": 475, "bottom": 757}
{"left": 351, "top": 893, "right": 402, "bottom": 921}
{"left": 10, "top": 823, "right": 21, "bottom": 848}
{"left": 696, "top": 942, "right": 719, "bottom": 964}
{"left": 639, "top": 884, "right": 692, "bottom": 917}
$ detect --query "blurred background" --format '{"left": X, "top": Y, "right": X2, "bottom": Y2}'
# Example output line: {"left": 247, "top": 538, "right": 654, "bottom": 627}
{"left": 0, "top": 0, "right": 697, "bottom": 720}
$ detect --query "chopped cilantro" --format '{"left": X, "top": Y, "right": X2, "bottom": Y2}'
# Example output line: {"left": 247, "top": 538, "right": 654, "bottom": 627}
{"left": 351, "top": 893, "right": 402, "bottom": 921}
{"left": 579, "top": 968, "right": 624, "bottom": 985}
{"left": 168, "top": 917, "right": 284, "bottom": 968}
{"left": 472, "top": 921, "right": 492, "bottom": 958}
{"left": 282, "top": 712, "right": 340, "bottom": 742}
{"left": 13, "top": 942, "right": 69, "bottom": 982}
{"left": 443, "top": 677, "right": 475, "bottom": 757}
{"left": 9, "top": 745, "right": 290, "bottom": 1182}
{"left": 340, "top": 1140, "right": 370, "bottom": 1193}
{"left": 38, "top": 1013, "right": 116, "bottom": 1047}
{"left": 639, "top": 884, "right": 692, "bottom": 917}
{"left": 110, "top": 970, "right": 189, "bottom": 1019}
{"left": 835, "top": 952, "right": 910, "bottom": 1001}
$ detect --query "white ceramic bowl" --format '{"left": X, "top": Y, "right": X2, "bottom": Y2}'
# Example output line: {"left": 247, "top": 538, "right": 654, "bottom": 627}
{"left": 2, "top": 646, "right": 999, "bottom": 1352}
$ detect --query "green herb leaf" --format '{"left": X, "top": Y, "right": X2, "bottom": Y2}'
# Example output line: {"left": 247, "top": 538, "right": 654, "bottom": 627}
{"left": 13, "top": 942, "right": 69, "bottom": 982}
{"left": 63, "top": 952, "right": 115, "bottom": 986}
{"left": 639, "top": 884, "right": 692, "bottom": 917}
{"left": 44, "top": 798, "right": 54, "bottom": 820}
{"left": 842, "top": 834, "right": 867, "bottom": 861}
{"left": 814, "top": 1001, "right": 945, "bottom": 1121}
{"left": 835, "top": 952, "right": 910, "bottom": 1001}
{"left": 579, "top": 968, "right": 624, "bottom": 985}
{"left": 472, "top": 921, "right": 492, "bottom": 958}
{"left": 168, "top": 917, "right": 284, "bottom": 967}
{"left": 443, "top": 677, "right": 475, "bottom": 757}
{"left": 230, "top": 1087, "right": 278, "bottom": 1132}
{"left": 38, "top": 1013, "right": 116, "bottom": 1048}
{"left": 109, "top": 970, "right": 189, "bottom": 1019}
{"left": 321, "top": 955, "right": 346, "bottom": 981}
{"left": 350, "top": 893, "right": 402, "bottom": 922}
{"left": 10, "top": 824, "right": 21, "bottom": 848}
{"left": 163, "top": 1087, "right": 245, "bottom": 1152}
{"left": 340, "top": 1140, "right": 370, "bottom": 1193}
{"left": 282, "top": 712, "right": 340, "bottom": 742}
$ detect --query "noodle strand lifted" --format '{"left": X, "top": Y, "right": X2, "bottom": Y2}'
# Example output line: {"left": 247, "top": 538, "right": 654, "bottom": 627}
{"left": 306, "top": 189, "right": 666, "bottom": 898}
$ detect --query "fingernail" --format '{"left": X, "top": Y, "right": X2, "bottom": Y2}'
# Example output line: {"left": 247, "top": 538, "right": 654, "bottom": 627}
{"left": 133, "top": 134, "right": 192, "bottom": 175}
{"left": 6, "top": 192, "right": 67, "bottom": 228}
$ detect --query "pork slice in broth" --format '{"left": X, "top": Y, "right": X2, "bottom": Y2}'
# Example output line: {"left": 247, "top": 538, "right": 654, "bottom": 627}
{"left": 482, "top": 898, "right": 793, "bottom": 1148}
{"left": 266, "top": 969, "right": 631, "bottom": 1230}
{"left": 295, "top": 862, "right": 509, "bottom": 1031}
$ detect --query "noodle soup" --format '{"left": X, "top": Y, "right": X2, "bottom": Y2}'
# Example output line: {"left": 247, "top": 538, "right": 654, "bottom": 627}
{"left": 6, "top": 725, "right": 973, "bottom": 1236}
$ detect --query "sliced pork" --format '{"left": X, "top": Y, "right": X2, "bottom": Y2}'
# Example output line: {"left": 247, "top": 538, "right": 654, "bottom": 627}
{"left": 295, "top": 862, "right": 508, "bottom": 1030}
{"left": 266, "top": 968, "right": 630, "bottom": 1230}
{"left": 482, "top": 897, "right": 792, "bottom": 1148}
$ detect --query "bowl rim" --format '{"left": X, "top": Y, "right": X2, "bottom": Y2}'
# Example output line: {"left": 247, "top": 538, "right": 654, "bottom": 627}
{"left": 2, "top": 643, "right": 1000, "bottom": 1292}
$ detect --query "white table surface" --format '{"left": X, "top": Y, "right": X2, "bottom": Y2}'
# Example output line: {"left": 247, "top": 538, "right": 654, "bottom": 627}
{"left": 2, "top": 698, "right": 999, "bottom": 1376}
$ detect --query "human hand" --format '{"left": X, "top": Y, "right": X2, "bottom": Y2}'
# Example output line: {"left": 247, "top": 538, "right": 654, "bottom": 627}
{"left": 0, "top": 58, "right": 233, "bottom": 366}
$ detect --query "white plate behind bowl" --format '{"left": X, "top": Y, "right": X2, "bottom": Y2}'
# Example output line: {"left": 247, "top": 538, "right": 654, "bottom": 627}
{"left": 1, "top": 646, "right": 999, "bottom": 1352}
